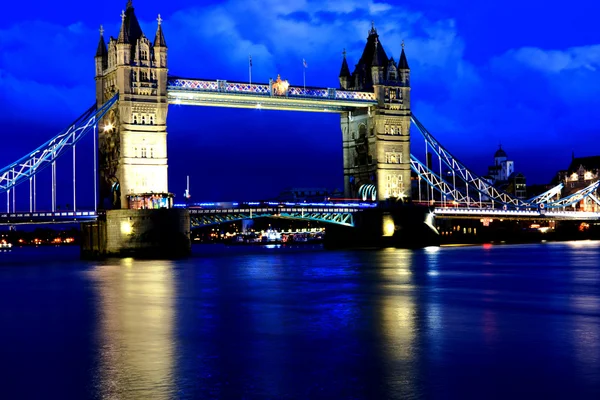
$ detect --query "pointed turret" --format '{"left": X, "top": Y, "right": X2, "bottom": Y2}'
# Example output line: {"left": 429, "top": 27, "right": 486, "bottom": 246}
{"left": 339, "top": 49, "right": 351, "bottom": 78}
{"left": 398, "top": 40, "right": 409, "bottom": 70}
{"left": 117, "top": 9, "right": 129, "bottom": 44}
{"left": 339, "top": 49, "right": 351, "bottom": 89}
{"left": 117, "top": 1, "right": 144, "bottom": 45}
{"left": 347, "top": 22, "right": 389, "bottom": 90}
{"left": 154, "top": 14, "right": 167, "bottom": 48}
{"left": 398, "top": 40, "right": 410, "bottom": 86}
{"left": 95, "top": 25, "right": 108, "bottom": 78}
{"left": 96, "top": 26, "right": 108, "bottom": 58}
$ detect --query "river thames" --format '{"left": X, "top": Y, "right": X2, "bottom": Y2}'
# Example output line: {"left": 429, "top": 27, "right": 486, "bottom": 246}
{"left": 0, "top": 242, "right": 599, "bottom": 399}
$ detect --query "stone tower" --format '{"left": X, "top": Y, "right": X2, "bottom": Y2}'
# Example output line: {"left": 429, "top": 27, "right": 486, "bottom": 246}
{"left": 339, "top": 24, "right": 411, "bottom": 202}
{"left": 94, "top": 0, "right": 170, "bottom": 210}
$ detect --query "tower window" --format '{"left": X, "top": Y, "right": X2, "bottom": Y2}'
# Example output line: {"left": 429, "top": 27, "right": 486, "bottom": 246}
{"left": 141, "top": 148, "right": 147, "bottom": 158}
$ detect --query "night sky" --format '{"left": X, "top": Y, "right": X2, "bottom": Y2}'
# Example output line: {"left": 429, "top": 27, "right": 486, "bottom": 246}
{"left": 2, "top": 0, "right": 600, "bottom": 206}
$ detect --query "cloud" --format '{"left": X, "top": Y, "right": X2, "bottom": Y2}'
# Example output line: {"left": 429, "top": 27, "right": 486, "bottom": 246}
{"left": 2, "top": 0, "right": 600, "bottom": 187}
{"left": 504, "top": 45, "right": 600, "bottom": 74}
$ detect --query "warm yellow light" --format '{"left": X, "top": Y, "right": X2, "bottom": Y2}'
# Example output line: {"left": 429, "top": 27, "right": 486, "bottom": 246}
{"left": 121, "top": 221, "right": 133, "bottom": 235}
{"left": 382, "top": 214, "right": 395, "bottom": 237}
{"left": 104, "top": 123, "right": 114, "bottom": 132}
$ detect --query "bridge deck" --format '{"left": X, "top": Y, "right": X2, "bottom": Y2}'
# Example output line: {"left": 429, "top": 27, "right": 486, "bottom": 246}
{"left": 0, "top": 211, "right": 99, "bottom": 225}
{"left": 434, "top": 208, "right": 600, "bottom": 220}
{"left": 167, "top": 78, "right": 377, "bottom": 112}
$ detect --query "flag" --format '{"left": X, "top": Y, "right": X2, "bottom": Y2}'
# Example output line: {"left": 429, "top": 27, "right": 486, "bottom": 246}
{"left": 249, "top": 55, "right": 252, "bottom": 67}
{"left": 303, "top": 59, "right": 307, "bottom": 68}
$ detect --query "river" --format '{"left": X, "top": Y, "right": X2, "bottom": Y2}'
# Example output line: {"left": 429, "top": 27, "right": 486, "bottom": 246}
{"left": 0, "top": 242, "right": 599, "bottom": 399}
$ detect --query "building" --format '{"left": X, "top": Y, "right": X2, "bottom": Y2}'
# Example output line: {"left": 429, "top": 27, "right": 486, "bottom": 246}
{"left": 338, "top": 24, "right": 412, "bottom": 201}
{"left": 557, "top": 154, "right": 600, "bottom": 193}
{"left": 555, "top": 154, "right": 600, "bottom": 211}
{"left": 487, "top": 146, "right": 514, "bottom": 182}
{"left": 485, "top": 146, "right": 527, "bottom": 199}
{"left": 95, "top": 1, "right": 170, "bottom": 209}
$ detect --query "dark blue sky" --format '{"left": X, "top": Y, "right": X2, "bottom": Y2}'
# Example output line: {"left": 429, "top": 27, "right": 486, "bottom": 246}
{"left": 2, "top": 0, "right": 600, "bottom": 205}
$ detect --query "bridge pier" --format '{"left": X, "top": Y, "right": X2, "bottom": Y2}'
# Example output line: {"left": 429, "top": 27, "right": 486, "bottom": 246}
{"left": 324, "top": 203, "right": 439, "bottom": 249}
{"left": 81, "top": 209, "right": 191, "bottom": 259}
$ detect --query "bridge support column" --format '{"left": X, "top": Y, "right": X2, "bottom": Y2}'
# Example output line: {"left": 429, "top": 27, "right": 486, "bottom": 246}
{"left": 81, "top": 209, "right": 191, "bottom": 259}
{"left": 324, "top": 203, "right": 439, "bottom": 249}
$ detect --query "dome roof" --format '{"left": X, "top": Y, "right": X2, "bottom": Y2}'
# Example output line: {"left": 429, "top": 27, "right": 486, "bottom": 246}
{"left": 495, "top": 146, "right": 507, "bottom": 158}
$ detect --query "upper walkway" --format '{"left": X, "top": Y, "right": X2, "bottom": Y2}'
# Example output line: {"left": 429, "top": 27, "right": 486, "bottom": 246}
{"left": 167, "top": 77, "right": 378, "bottom": 113}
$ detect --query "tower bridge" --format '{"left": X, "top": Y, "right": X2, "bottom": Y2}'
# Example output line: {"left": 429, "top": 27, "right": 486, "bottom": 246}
{"left": 2, "top": 1, "right": 600, "bottom": 255}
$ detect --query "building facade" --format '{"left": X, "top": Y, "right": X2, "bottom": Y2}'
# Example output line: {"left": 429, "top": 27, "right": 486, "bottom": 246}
{"left": 94, "top": 1, "right": 170, "bottom": 210}
{"left": 556, "top": 154, "right": 600, "bottom": 211}
{"left": 339, "top": 25, "right": 411, "bottom": 202}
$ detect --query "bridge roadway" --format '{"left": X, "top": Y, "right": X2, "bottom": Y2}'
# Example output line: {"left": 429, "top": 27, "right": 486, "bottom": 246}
{"left": 167, "top": 78, "right": 377, "bottom": 113}
{"left": 0, "top": 211, "right": 99, "bottom": 225}
{"left": 434, "top": 208, "right": 600, "bottom": 221}
{"left": 186, "top": 202, "right": 371, "bottom": 227}
{"left": 1, "top": 204, "right": 599, "bottom": 226}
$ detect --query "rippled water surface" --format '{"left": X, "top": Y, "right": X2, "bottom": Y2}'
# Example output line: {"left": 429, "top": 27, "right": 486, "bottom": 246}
{"left": 1, "top": 242, "right": 600, "bottom": 399}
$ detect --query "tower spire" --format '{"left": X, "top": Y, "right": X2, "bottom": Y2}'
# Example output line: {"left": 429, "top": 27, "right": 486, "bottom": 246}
{"left": 154, "top": 14, "right": 167, "bottom": 47}
{"left": 369, "top": 21, "right": 377, "bottom": 36}
{"left": 398, "top": 40, "right": 409, "bottom": 70}
{"left": 339, "top": 48, "right": 351, "bottom": 78}
{"left": 117, "top": 9, "right": 129, "bottom": 44}
{"left": 96, "top": 24, "right": 108, "bottom": 57}
{"left": 127, "top": 0, "right": 133, "bottom": 9}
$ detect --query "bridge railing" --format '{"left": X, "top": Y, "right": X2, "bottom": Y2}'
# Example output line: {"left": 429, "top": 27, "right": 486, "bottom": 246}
{"left": 167, "top": 78, "right": 376, "bottom": 102}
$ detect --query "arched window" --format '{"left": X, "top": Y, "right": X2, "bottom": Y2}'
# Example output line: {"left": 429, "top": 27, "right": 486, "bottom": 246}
{"left": 141, "top": 115, "right": 146, "bottom": 125}
{"left": 141, "top": 148, "right": 147, "bottom": 158}
{"left": 359, "top": 124, "right": 367, "bottom": 137}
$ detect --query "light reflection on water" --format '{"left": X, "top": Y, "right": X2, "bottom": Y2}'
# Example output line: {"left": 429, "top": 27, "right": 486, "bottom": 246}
{"left": 2, "top": 243, "right": 599, "bottom": 399}
{"left": 86, "top": 259, "right": 177, "bottom": 399}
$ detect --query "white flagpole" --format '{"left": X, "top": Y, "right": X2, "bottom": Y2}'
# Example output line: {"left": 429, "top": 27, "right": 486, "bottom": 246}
{"left": 303, "top": 59, "right": 306, "bottom": 90}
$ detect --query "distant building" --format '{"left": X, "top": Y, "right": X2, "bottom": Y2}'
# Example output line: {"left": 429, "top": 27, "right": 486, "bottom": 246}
{"left": 557, "top": 154, "right": 600, "bottom": 193}
{"left": 555, "top": 154, "right": 600, "bottom": 211}
{"left": 485, "top": 146, "right": 527, "bottom": 199}
{"left": 487, "top": 146, "right": 514, "bottom": 182}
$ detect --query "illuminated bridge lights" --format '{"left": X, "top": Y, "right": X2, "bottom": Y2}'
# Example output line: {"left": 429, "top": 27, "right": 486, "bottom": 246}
{"left": 0, "top": 211, "right": 99, "bottom": 225}
{"left": 167, "top": 78, "right": 377, "bottom": 112}
{"left": 433, "top": 208, "right": 600, "bottom": 220}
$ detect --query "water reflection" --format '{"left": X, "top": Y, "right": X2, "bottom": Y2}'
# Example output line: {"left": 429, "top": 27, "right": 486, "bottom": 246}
{"left": 87, "top": 259, "right": 176, "bottom": 399}
{"left": 374, "top": 249, "right": 419, "bottom": 399}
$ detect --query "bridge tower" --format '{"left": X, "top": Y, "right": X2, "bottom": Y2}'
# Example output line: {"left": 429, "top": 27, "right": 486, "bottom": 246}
{"left": 85, "top": 1, "right": 189, "bottom": 258}
{"left": 94, "top": 0, "right": 170, "bottom": 210}
{"left": 339, "top": 24, "right": 411, "bottom": 203}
